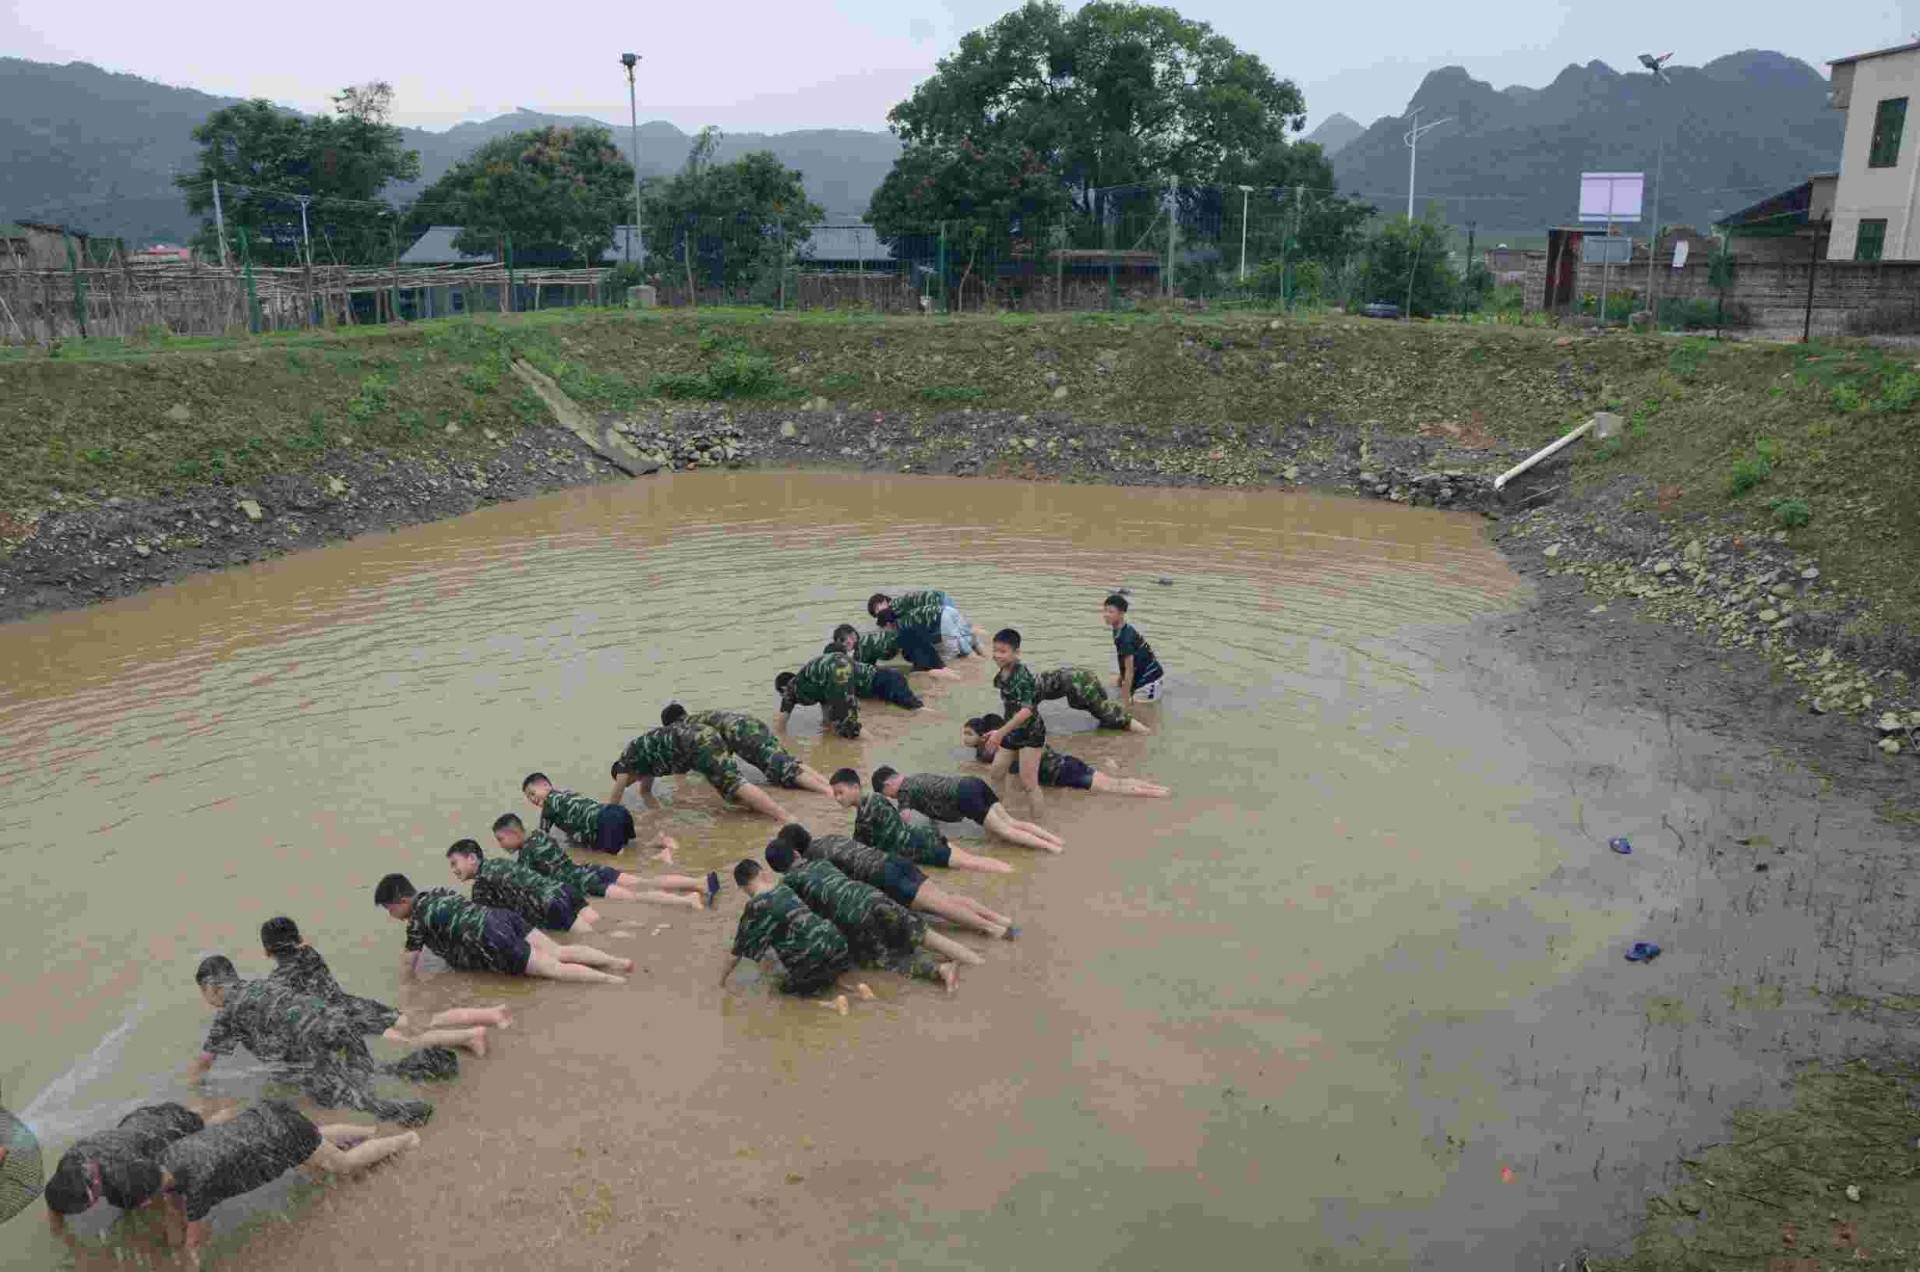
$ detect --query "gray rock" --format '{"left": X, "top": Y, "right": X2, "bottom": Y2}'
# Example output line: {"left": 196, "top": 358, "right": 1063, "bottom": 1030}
{"left": 165, "top": 403, "right": 192, "bottom": 424}
{"left": 779, "top": 421, "right": 798, "bottom": 439}
{"left": 1543, "top": 543, "right": 1563, "bottom": 559}
{"left": 238, "top": 500, "right": 264, "bottom": 523}
{"left": 1770, "top": 582, "right": 1793, "bottom": 598}
{"left": 1651, "top": 560, "right": 1673, "bottom": 576}
{"left": 1051, "top": 386, "right": 1069, "bottom": 401}
{"left": 134, "top": 544, "right": 151, "bottom": 557}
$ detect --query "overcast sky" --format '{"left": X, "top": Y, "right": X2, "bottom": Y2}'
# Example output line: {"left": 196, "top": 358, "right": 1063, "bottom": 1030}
{"left": 5, "top": 0, "right": 1917, "bottom": 132}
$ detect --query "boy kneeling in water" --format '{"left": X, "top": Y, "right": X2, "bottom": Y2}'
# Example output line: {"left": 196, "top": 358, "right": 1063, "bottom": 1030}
{"left": 962, "top": 717, "right": 1170, "bottom": 798}
{"left": 374, "top": 874, "right": 631, "bottom": 985}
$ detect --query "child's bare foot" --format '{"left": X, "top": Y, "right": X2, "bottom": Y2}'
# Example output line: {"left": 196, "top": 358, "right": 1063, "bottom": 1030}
{"left": 402, "top": 1131, "right": 422, "bottom": 1150}
{"left": 652, "top": 834, "right": 677, "bottom": 864}
{"left": 938, "top": 963, "right": 960, "bottom": 995}
{"left": 834, "top": 994, "right": 850, "bottom": 1015}
{"left": 617, "top": 957, "right": 636, "bottom": 974}
{"left": 856, "top": 983, "right": 876, "bottom": 1001}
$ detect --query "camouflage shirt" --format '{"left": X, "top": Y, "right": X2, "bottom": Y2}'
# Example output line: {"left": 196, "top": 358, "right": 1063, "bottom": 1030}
{"left": 894, "top": 773, "right": 986, "bottom": 824}
{"left": 538, "top": 788, "right": 607, "bottom": 842}
{"left": 615, "top": 724, "right": 703, "bottom": 778}
{"left": 994, "top": 660, "right": 1042, "bottom": 717}
{"left": 472, "top": 856, "right": 571, "bottom": 922}
{"left": 51, "top": 1104, "right": 205, "bottom": 1213}
{"left": 160, "top": 1100, "right": 321, "bottom": 1222}
{"left": 517, "top": 829, "right": 603, "bottom": 895}
{"left": 827, "top": 629, "right": 900, "bottom": 664}
{"left": 851, "top": 794, "right": 945, "bottom": 862}
{"left": 782, "top": 858, "right": 882, "bottom": 929}
{"left": 780, "top": 652, "right": 855, "bottom": 712}
{"left": 403, "top": 887, "right": 494, "bottom": 962}
{"left": 1037, "top": 666, "right": 1098, "bottom": 700}
{"left": 201, "top": 978, "right": 365, "bottom": 1067}
{"left": 887, "top": 590, "right": 946, "bottom": 635}
{"left": 800, "top": 833, "right": 891, "bottom": 887}
{"left": 266, "top": 945, "right": 398, "bottom": 1035}
{"left": 730, "top": 883, "right": 849, "bottom": 981}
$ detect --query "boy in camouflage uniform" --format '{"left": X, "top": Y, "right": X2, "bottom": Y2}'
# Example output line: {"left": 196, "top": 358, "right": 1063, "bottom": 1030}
{"left": 767, "top": 842, "right": 978, "bottom": 976}
{"left": 774, "top": 652, "right": 863, "bottom": 738}
{"left": 524, "top": 774, "right": 642, "bottom": 854}
{"left": 828, "top": 624, "right": 958, "bottom": 707}
{"left": 867, "top": 590, "right": 988, "bottom": 670}
{"left": 719, "top": 861, "right": 853, "bottom": 1012}
{"left": 261, "top": 916, "right": 504, "bottom": 1056}
{"left": 873, "top": 767, "right": 1065, "bottom": 852}
{"left": 604, "top": 722, "right": 796, "bottom": 823}
{"left": 984, "top": 628, "right": 1052, "bottom": 799}
{"left": 659, "top": 703, "right": 834, "bottom": 796}
{"left": 492, "top": 814, "right": 717, "bottom": 910}
{"left": 42, "top": 1103, "right": 225, "bottom": 1233}
{"left": 189, "top": 957, "right": 434, "bottom": 1127}
{"left": 445, "top": 838, "right": 601, "bottom": 932}
{"left": 828, "top": 769, "right": 1013, "bottom": 873}
{"left": 961, "top": 718, "right": 1171, "bottom": 798}
{"left": 770, "top": 823, "right": 1015, "bottom": 941}
{"left": 374, "top": 874, "right": 631, "bottom": 984}
{"left": 1035, "top": 666, "right": 1152, "bottom": 733}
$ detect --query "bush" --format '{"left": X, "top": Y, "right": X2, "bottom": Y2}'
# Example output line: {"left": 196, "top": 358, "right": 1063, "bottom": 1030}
{"left": 1729, "top": 455, "right": 1772, "bottom": 495}
{"left": 1873, "top": 371, "right": 1920, "bottom": 413}
{"left": 706, "top": 351, "right": 780, "bottom": 397}
{"left": 1770, "top": 497, "right": 1812, "bottom": 528}
{"left": 1832, "top": 384, "right": 1865, "bottom": 413}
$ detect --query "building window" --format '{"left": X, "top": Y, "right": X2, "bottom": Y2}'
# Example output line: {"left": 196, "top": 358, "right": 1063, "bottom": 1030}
{"left": 1869, "top": 97, "right": 1908, "bottom": 168}
{"left": 1855, "top": 218, "right": 1888, "bottom": 262}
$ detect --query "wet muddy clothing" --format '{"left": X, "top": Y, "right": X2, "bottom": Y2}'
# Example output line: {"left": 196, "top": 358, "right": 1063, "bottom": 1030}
{"left": 852, "top": 794, "right": 951, "bottom": 868}
{"left": 847, "top": 661, "right": 921, "bottom": 709}
{"left": 405, "top": 888, "right": 532, "bottom": 975}
{"left": 516, "top": 830, "right": 620, "bottom": 897}
{"left": 782, "top": 859, "right": 881, "bottom": 929}
{"left": 686, "top": 711, "right": 798, "bottom": 789}
{"left": 1113, "top": 623, "right": 1163, "bottom": 692}
{"left": 895, "top": 774, "right": 999, "bottom": 826}
{"left": 827, "top": 628, "right": 899, "bottom": 665}
{"left": 537, "top": 788, "right": 627, "bottom": 851}
{"left": 471, "top": 856, "right": 583, "bottom": 930}
{"left": 1037, "top": 666, "right": 1134, "bottom": 729}
{"left": 783, "top": 860, "right": 936, "bottom": 980}
{"left": 47, "top": 1104, "right": 204, "bottom": 1214}
{"left": 779, "top": 653, "right": 861, "bottom": 738}
{"left": 880, "top": 591, "right": 949, "bottom": 670}
{"left": 160, "top": 1101, "right": 321, "bottom": 1223}
{"left": 267, "top": 945, "right": 400, "bottom": 1036}
{"left": 730, "top": 883, "right": 850, "bottom": 996}
{"left": 616, "top": 721, "right": 749, "bottom": 799}
{"left": 973, "top": 744, "right": 1093, "bottom": 790}
{"left": 203, "top": 979, "right": 372, "bottom": 1072}
{"left": 992, "top": 660, "right": 1047, "bottom": 749}
{"left": 799, "top": 833, "right": 926, "bottom": 906}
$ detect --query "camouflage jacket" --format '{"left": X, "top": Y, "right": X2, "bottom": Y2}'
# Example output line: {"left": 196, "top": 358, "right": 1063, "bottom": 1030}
{"left": 472, "top": 856, "right": 570, "bottom": 921}
{"left": 403, "top": 887, "right": 495, "bottom": 965}
{"left": 730, "top": 883, "right": 849, "bottom": 980}
{"left": 782, "top": 858, "right": 882, "bottom": 929}
{"left": 993, "top": 660, "right": 1042, "bottom": 718}
{"left": 780, "top": 652, "right": 854, "bottom": 712}
{"left": 801, "top": 833, "right": 891, "bottom": 886}
{"left": 887, "top": 590, "right": 946, "bottom": 635}
{"left": 538, "top": 788, "right": 606, "bottom": 842}
{"left": 517, "top": 830, "right": 603, "bottom": 895}
{"left": 202, "top": 978, "right": 365, "bottom": 1067}
{"left": 894, "top": 773, "right": 981, "bottom": 823}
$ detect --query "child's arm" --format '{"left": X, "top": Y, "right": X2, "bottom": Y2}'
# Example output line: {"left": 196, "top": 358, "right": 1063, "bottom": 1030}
{"left": 985, "top": 705, "right": 1034, "bottom": 755}
{"left": 718, "top": 954, "right": 741, "bottom": 986}
{"left": 1117, "top": 654, "right": 1135, "bottom": 699}
{"left": 607, "top": 773, "right": 636, "bottom": 805}
{"left": 399, "top": 947, "right": 422, "bottom": 978}
{"left": 187, "top": 1050, "right": 216, "bottom": 1082}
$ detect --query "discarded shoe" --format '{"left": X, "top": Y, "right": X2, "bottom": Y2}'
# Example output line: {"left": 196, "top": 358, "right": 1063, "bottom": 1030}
{"left": 1608, "top": 837, "right": 1633, "bottom": 854}
{"left": 1625, "top": 942, "right": 1661, "bottom": 963}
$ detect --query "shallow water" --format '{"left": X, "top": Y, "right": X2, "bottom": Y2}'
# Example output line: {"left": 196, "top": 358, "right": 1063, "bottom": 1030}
{"left": 1, "top": 471, "right": 1881, "bottom": 1269}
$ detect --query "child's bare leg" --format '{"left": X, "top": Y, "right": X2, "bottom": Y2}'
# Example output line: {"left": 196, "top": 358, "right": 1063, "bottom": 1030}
{"left": 984, "top": 806, "right": 1064, "bottom": 852}
{"left": 1016, "top": 747, "right": 1045, "bottom": 802}
{"left": 914, "top": 889, "right": 1007, "bottom": 938}
{"left": 401, "top": 1026, "right": 487, "bottom": 1056}
{"left": 921, "top": 928, "right": 983, "bottom": 966}
{"left": 735, "top": 782, "right": 793, "bottom": 823}
{"left": 309, "top": 1129, "right": 419, "bottom": 1175}
{"left": 1011, "top": 815, "right": 1066, "bottom": 847}
{"left": 567, "top": 914, "right": 598, "bottom": 934}
{"left": 580, "top": 905, "right": 602, "bottom": 925}
{"left": 947, "top": 846, "right": 1016, "bottom": 872}
{"left": 1127, "top": 718, "right": 1153, "bottom": 735}
{"left": 938, "top": 961, "right": 960, "bottom": 995}
{"left": 794, "top": 765, "right": 835, "bottom": 796}
{"left": 648, "top": 834, "right": 676, "bottom": 865}
{"left": 316, "top": 1122, "right": 378, "bottom": 1148}
{"left": 988, "top": 747, "right": 1015, "bottom": 781}
{"left": 629, "top": 873, "right": 706, "bottom": 894}
{"left": 528, "top": 929, "right": 632, "bottom": 970}
{"left": 423, "top": 1006, "right": 509, "bottom": 1029}
{"left": 524, "top": 950, "right": 625, "bottom": 983}
{"left": 1093, "top": 773, "right": 1170, "bottom": 797}
{"left": 624, "top": 889, "right": 703, "bottom": 910}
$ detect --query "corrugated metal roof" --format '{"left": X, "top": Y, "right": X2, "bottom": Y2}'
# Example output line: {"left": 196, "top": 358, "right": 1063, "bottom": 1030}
{"left": 399, "top": 226, "right": 646, "bottom": 266}
{"left": 802, "top": 221, "right": 892, "bottom": 264}
{"left": 1830, "top": 39, "right": 1920, "bottom": 67}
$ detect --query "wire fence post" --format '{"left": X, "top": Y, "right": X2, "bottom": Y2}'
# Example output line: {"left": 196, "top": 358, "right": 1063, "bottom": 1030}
{"left": 237, "top": 227, "right": 261, "bottom": 333}
{"left": 506, "top": 233, "right": 516, "bottom": 313}
{"left": 937, "top": 221, "right": 948, "bottom": 315}
{"left": 1164, "top": 176, "right": 1178, "bottom": 301}
{"left": 1106, "top": 214, "right": 1117, "bottom": 312}
{"left": 389, "top": 219, "right": 401, "bottom": 324}
{"left": 64, "top": 233, "right": 88, "bottom": 339}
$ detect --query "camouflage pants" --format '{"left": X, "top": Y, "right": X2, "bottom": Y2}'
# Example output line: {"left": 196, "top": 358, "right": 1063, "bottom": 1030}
{"left": 297, "top": 1054, "right": 434, "bottom": 1127}
{"left": 822, "top": 693, "right": 862, "bottom": 739}
{"left": 1050, "top": 667, "right": 1133, "bottom": 730}
{"left": 685, "top": 723, "right": 747, "bottom": 799}
{"left": 847, "top": 903, "right": 936, "bottom": 983}
{"left": 720, "top": 717, "right": 803, "bottom": 788}
{"left": 775, "top": 949, "right": 851, "bottom": 998}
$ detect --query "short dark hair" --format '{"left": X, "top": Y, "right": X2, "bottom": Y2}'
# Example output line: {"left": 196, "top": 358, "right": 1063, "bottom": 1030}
{"left": 43, "top": 1154, "right": 97, "bottom": 1214}
{"left": 732, "top": 859, "right": 761, "bottom": 888}
{"left": 871, "top": 765, "right": 898, "bottom": 792}
{"left": 764, "top": 838, "right": 795, "bottom": 872}
{"left": 831, "top": 623, "right": 858, "bottom": 644}
{"left": 114, "top": 1160, "right": 165, "bottom": 1210}
{"left": 980, "top": 712, "right": 1005, "bottom": 731}
{"left": 491, "top": 812, "right": 524, "bottom": 834}
{"left": 374, "top": 873, "right": 416, "bottom": 906}
{"left": 993, "top": 628, "right": 1022, "bottom": 649}
{"left": 774, "top": 671, "right": 795, "bottom": 694}
{"left": 1104, "top": 593, "right": 1130, "bottom": 612}
{"left": 260, "top": 916, "right": 301, "bottom": 956}
{"left": 867, "top": 593, "right": 891, "bottom": 616}
{"left": 773, "top": 823, "right": 812, "bottom": 854}
{"left": 446, "top": 838, "right": 482, "bottom": 861}
{"left": 829, "top": 767, "right": 862, "bottom": 788}
{"left": 195, "top": 954, "right": 238, "bottom": 987}
{"left": 660, "top": 702, "right": 687, "bottom": 727}
{"left": 521, "top": 772, "right": 549, "bottom": 792}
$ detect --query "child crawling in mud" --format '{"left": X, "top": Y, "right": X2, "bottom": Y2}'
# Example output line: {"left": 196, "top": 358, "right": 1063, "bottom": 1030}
{"left": 374, "top": 874, "right": 632, "bottom": 985}
{"left": 260, "top": 916, "right": 506, "bottom": 1054}
{"left": 491, "top": 813, "right": 718, "bottom": 911}
{"left": 961, "top": 717, "right": 1170, "bottom": 798}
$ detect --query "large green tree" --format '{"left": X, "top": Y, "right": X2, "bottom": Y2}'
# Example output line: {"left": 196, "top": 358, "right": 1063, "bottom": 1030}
{"left": 1356, "top": 213, "right": 1460, "bottom": 316}
{"left": 409, "top": 125, "right": 634, "bottom": 266}
{"left": 869, "top": 0, "right": 1309, "bottom": 239}
{"left": 176, "top": 82, "right": 420, "bottom": 266}
{"left": 642, "top": 129, "right": 823, "bottom": 298}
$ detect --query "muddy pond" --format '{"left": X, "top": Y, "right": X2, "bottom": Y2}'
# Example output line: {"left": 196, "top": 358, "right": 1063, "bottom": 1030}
{"left": 2, "top": 471, "right": 1899, "bottom": 1270}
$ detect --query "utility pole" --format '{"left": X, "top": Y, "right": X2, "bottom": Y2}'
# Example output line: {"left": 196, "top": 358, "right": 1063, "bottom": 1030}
{"left": 1638, "top": 52, "right": 1675, "bottom": 322}
{"left": 1237, "top": 184, "right": 1252, "bottom": 283}
{"left": 620, "top": 54, "right": 643, "bottom": 266}
{"left": 211, "top": 178, "right": 229, "bottom": 267}
{"left": 1165, "top": 175, "right": 1178, "bottom": 300}
{"left": 1403, "top": 110, "right": 1454, "bottom": 222}
{"left": 297, "top": 195, "right": 314, "bottom": 327}
{"left": 1289, "top": 184, "right": 1305, "bottom": 308}
{"left": 1463, "top": 220, "right": 1477, "bottom": 313}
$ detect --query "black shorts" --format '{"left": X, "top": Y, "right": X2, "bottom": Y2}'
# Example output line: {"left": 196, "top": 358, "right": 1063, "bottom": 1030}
{"left": 1053, "top": 754, "right": 1096, "bottom": 790}
{"left": 541, "top": 892, "right": 583, "bottom": 930}
{"left": 585, "top": 865, "right": 621, "bottom": 895}
{"left": 479, "top": 910, "right": 533, "bottom": 975}
{"left": 871, "top": 667, "right": 923, "bottom": 710}
{"left": 954, "top": 777, "right": 999, "bottom": 824}
{"left": 1001, "top": 715, "right": 1046, "bottom": 751}
{"left": 879, "top": 856, "right": 926, "bottom": 905}
{"left": 595, "top": 803, "right": 637, "bottom": 854}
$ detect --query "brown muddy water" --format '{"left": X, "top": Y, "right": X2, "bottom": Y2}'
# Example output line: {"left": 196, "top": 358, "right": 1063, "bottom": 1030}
{"left": 1, "top": 472, "right": 1905, "bottom": 1270}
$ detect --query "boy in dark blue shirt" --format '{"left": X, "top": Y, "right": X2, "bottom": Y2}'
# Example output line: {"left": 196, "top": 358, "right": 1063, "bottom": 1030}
{"left": 1104, "top": 593, "right": 1165, "bottom": 703}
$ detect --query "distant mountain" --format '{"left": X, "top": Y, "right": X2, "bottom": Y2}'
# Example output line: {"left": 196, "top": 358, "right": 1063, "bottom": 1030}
{"left": 1330, "top": 51, "right": 1844, "bottom": 234}
{"left": 0, "top": 59, "right": 901, "bottom": 245}
{"left": 1303, "top": 113, "right": 1364, "bottom": 156}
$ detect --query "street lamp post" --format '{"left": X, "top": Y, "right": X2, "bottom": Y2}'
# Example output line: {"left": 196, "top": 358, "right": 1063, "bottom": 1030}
{"left": 1237, "top": 184, "right": 1253, "bottom": 282}
{"left": 1638, "top": 52, "right": 1674, "bottom": 325}
{"left": 1403, "top": 108, "right": 1454, "bottom": 221}
{"left": 620, "top": 53, "right": 642, "bottom": 266}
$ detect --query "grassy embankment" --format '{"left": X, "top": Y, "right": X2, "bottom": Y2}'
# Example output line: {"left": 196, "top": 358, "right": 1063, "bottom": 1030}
{"left": 3, "top": 307, "right": 1915, "bottom": 636}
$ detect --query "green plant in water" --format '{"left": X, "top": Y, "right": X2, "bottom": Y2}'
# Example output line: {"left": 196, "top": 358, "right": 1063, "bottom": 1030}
{"left": 1770, "top": 497, "right": 1811, "bottom": 528}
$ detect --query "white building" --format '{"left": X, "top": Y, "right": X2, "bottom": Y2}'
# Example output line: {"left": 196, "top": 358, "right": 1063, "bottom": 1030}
{"left": 1827, "top": 40, "right": 1919, "bottom": 261}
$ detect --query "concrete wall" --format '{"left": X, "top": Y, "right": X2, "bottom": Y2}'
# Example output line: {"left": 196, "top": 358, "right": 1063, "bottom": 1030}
{"left": 1829, "top": 48, "right": 1920, "bottom": 260}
